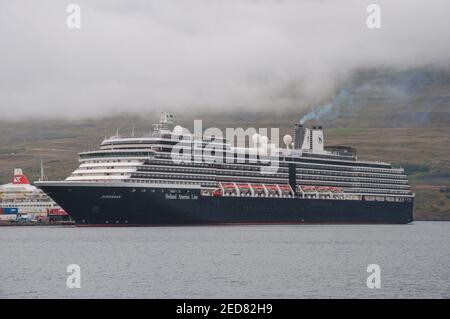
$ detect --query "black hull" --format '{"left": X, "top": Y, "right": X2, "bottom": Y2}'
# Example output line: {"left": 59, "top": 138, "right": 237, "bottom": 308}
{"left": 38, "top": 185, "right": 414, "bottom": 225}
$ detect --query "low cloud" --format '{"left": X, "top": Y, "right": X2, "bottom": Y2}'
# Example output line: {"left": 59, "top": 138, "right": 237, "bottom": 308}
{"left": 0, "top": 0, "right": 449, "bottom": 119}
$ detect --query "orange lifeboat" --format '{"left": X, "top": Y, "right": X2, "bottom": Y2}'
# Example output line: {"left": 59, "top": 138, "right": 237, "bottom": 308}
{"left": 222, "top": 183, "right": 236, "bottom": 189}
{"left": 251, "top": 184, "right": 264, "bottom": 189}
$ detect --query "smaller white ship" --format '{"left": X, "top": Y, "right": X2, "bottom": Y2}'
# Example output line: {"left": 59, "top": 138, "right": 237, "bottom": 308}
{"left": 0, "top": 168, "right": 67, "bottom": 222}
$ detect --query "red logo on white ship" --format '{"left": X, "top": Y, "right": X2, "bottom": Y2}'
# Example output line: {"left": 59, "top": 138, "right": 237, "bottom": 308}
{"left": 12, "top": 169, "right": 30, "bottom": 185}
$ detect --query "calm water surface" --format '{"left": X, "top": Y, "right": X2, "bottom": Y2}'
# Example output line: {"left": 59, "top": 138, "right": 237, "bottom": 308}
{"left": 0, "top": 221, "right": 449, "bottom": 298}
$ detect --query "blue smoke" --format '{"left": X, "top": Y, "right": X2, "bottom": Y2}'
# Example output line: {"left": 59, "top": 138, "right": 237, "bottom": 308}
{"left": 299, "top": 88, "right": 349, "bottom": 124}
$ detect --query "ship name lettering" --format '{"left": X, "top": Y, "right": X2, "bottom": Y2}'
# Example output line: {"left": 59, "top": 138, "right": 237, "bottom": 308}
{"left": 101, "top": 195, "right": 122, "bottom": 199}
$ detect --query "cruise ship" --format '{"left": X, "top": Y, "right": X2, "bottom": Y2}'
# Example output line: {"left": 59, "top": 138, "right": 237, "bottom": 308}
{"left": 0, "top": 168, "right": 65, "bottom": 220}
{"left": 36, "top": 113, "right": 414, "bottom": 225}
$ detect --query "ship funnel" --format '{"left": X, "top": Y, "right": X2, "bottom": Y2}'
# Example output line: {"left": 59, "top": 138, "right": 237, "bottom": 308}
{"left": 13, "top": 168, "right": 30, "bottom": 185}
{"left": 293, "top": 124, "right": 305, "bottom": 149}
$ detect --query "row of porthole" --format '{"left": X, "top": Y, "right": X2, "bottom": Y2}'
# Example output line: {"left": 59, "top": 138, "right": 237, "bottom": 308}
{"left": 81, "top": 220, "right": 129, "bottom": 224}
{"left": 105, "top": 220, "right": 129, "bottom": 224}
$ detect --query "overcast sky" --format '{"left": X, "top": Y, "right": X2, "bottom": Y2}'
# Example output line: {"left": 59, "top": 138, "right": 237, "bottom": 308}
{"left": 0, "top": 0, "right": 449, "bottom": 119}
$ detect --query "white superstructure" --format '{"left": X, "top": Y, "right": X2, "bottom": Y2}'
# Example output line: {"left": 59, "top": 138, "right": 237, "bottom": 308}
{"left": 0, "top": 169, "right": 61, "bottom": 215}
